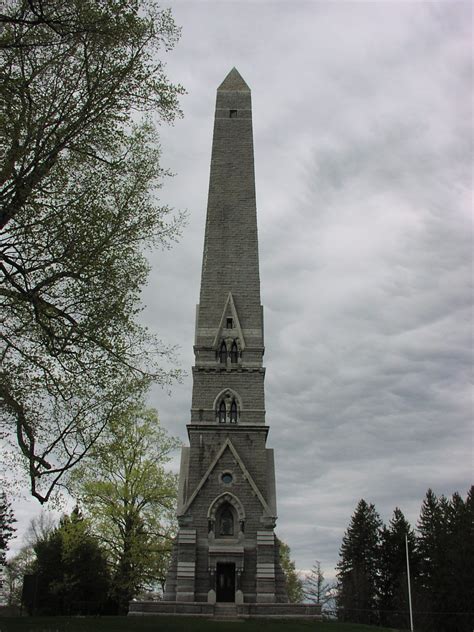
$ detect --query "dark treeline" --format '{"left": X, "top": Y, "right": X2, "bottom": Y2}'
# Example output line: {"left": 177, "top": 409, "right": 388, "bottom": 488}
{"left": 336, "top": 486, "right": 473, "bottom": 632}
{"left": 22, "top": 508, "right": 112, "bottom": 615}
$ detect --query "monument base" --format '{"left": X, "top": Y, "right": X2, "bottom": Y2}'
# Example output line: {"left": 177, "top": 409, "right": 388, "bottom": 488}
{"left": 128, "top": 600, "right": 322, "bottom": 619}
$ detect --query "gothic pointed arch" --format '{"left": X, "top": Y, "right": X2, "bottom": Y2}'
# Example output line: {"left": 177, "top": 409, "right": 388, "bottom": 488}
{"left": 207, "top": 492, "right": 246, "bottom": 522}
{"left": 213, "top": 388, "right": 242, "bottom": 424}
{"left": 218, "top": 340, "right": 227, "bottom": 364}
{"left": 218, "top": 400, "right": 226, "bottom": 424}
{"left": 212, "top": 388, "right": 242, "bottom": 411}
{"left": 230, "top": 340, "right": 239, "bottom": 363}
{"left": 230, "top": 398, "right": 238, "bottom": 422}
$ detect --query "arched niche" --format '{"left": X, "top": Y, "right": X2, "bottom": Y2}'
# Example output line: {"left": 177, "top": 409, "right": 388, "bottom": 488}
{"left": 208, "top": 492, "right": 246, "bottom": 523}
{"left": 212, "top": 388, "right": 243, "bottom": 412}
{"left": 213, "top": 389, "right": 242, "bottom": 424}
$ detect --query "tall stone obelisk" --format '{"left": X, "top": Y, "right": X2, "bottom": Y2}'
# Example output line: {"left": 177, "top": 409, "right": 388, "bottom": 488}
{"left": 130, "top": 69, "right": 321, "bottom": 620}
{"left": 164, "top": 67, "right": 287, "bottom": 605}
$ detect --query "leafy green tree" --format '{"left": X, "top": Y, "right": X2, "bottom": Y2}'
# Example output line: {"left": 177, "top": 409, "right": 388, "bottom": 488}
{"left": 0, "top": 0, "right": 185, "bottom": 503}
{"left": 278, "top": 539, "right": 304, "bottom": 603}
{"left": 378, "top": 508, "right": 418, "bottom": 629}
{"left": 0, "top": 491, "right": 16, "bottom": 586}
{"left": 2, "top": 512, "right": 53, "bottom": 607}
{"left": 336, "top": 499, "right": 382, "bottom": 625}
{"left": 2, "top": 545, "right": 35, "bottom": 607}
{"left": 33, "top": 507, "right": 109, "bottom": 615}
{"left": 68, "top": 404, "right": 180, "bottom": 613}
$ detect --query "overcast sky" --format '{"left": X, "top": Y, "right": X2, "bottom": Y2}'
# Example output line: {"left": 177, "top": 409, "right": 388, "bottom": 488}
{"left": 10, "top": 1, "right": 472, "bottom": 582}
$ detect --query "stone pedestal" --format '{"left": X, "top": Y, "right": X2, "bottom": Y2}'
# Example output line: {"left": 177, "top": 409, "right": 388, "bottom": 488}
{"left": 129, "top": 601, "right": 323, "bottom": 619}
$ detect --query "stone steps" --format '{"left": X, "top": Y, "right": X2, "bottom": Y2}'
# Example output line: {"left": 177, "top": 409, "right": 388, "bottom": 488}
{"left": 213, "top": 603, "right": 241, "bottom": 621}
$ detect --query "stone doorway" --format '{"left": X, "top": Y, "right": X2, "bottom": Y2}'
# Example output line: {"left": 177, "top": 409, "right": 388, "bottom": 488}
{"left": 216, "top": 563, "right": 235, "bottom": 602}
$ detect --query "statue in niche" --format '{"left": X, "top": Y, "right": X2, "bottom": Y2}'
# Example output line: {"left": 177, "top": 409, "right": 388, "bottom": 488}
{"left": 219, "top": 505, "right": 234, "bottom": 536}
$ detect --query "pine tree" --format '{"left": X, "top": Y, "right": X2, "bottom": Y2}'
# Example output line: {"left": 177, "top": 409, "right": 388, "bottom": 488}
{"left": 336, "top": 499, "right": 382, "bottom": 625}
{"left": 443, "top": 488, "right": 474, "bottom": 632}
{"left": 305, "top": 560, "right": 333, "bottom": 607}
{"left": 415, "top": 487, "right": 474, "bottom": 632}
{"left": 416, "top": 489, "right": 449, "bottom": 630}
{"left": 378, "top": 508, "right": 417, "bottom": 629}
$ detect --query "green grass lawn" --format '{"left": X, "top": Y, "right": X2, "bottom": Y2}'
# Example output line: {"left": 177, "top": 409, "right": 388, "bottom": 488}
{"left": 0, "top": 617, "right": 402, "bottom": 632}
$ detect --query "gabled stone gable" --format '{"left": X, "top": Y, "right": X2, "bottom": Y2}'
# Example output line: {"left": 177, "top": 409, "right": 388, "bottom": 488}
{"left": 211, "top": 292, "right": 246, "bottom": 351}
{"left": 179, "top": 438, "right": 273, "bottom": 518}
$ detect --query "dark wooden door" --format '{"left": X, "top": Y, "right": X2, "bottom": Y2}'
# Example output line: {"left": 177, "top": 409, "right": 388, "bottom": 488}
{"left": 216, "top": 563, "right": 235, "bottom": 602}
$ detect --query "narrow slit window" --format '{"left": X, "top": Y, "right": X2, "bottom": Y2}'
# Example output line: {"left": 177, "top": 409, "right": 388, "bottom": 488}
{"left": 219, "top": 341, "right": 227, "bottom": 364}
{"left": 229, "top": 109, "right": 238, "bottom": 118}
{"left": 226, "top": 317, "right": 233, "bottom": 329}
{"left": 230, "top": 340, "right": 239, "bottom": 364}
{"left": 219, "top": 505, "right": 234, "bottom": 536}
{"left": 218, "top": 401, "right": 226, "bottom": 423}
{"left": 230, "top": 399, "right": 238, "bottom": 423}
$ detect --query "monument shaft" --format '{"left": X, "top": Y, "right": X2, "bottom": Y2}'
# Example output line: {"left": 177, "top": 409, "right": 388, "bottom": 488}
{"left": 164, "top": 68, "right": 287, "bottom": 605}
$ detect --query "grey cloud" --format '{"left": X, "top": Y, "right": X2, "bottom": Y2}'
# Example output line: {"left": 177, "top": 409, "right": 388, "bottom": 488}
{"left": 9, "top": 2, "right": 472, "bottom": 579}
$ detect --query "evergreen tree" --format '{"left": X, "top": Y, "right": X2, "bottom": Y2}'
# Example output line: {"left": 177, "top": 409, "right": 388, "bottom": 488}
{"left": 443, "top": 488, "right": 474, "bottom": 632}
{"left": 378, "top": 508, "right": 418, "bottom": 629}
{"left": 0, "top": 491, "right": 16, "bottom": 587}
{"left": 416, "top": 487, "right": 474, "bottom": 632}
{"left": 304, "top": 560, "right": 334, "bottom": 607}
{"left": 335, "top": 489, "right": 474, "bottom": 632}
{"left": 416, "top": 488, "right": 449, "bottom": 630}
{"left": 336, "top": 499, "right": 382, "bottom": 625}
{"left": 33, "top": 508, "right": 110, "bottom": 615}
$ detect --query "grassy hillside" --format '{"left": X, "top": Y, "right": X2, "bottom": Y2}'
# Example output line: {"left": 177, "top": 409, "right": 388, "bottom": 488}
{"left": 0, "top": 616, "right": 401, "bottom": 632}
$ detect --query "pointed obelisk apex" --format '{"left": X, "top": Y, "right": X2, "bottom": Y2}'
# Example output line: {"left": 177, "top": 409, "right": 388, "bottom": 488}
{"left": 217, "top": 67, "right": 250, "bottom": 92}
{"left": 196, "top": 67, "right": 261, "bottom": 356}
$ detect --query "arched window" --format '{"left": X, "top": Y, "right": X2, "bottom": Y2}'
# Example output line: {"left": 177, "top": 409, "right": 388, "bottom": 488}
{"left": 217, "top": 503, "right": 234, "bottom": 536}
{"left": 219, "top": 341, "right": 227, "bottom": 364}
{"left": 218, "top": 400, "right": 226, "bottom": 423}
{"left": 215, "top": 390, "right": 240, "bottom": 424}
{"left": 230, "top": 399, "right": 238, "bottom": 423}
{"left": 230, "top": 340, "right": 239, "bottom": 364}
